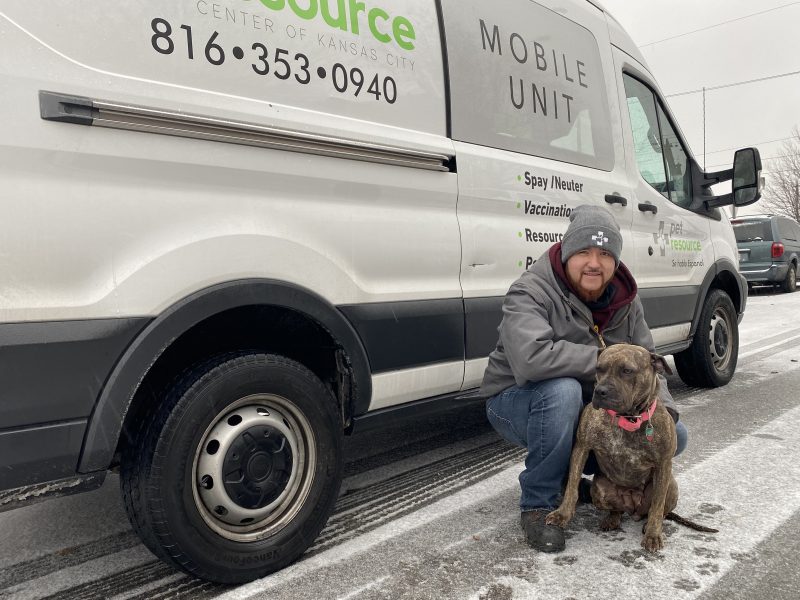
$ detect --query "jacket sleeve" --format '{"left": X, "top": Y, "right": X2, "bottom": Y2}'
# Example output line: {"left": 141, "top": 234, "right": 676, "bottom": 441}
{"left": 499, "top": 284, "right": 599, "bottom": 386}
{"left": 630, "top": 296, "right": 679, "bottom": 421}
{"left": 630, "top": 296, "right": 656, "bottom": 352}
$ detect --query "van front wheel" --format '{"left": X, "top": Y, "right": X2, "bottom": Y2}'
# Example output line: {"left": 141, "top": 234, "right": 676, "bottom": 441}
{"left": 120, "top": 353, "right": 343, "bottom": 584}
{"left": 674, "top": 289, "right": 738, "bottom": 387}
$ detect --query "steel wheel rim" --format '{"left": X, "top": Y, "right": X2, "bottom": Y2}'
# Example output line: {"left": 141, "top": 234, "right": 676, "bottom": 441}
{"left": 192, "top": 394, "right": 316, "bottom": 542}
{"left": 708, "top": 308, "right": 732, "bottom": 371}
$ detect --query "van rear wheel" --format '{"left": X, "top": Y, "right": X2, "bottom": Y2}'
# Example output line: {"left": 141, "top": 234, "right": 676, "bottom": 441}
{"left": 781, "top": 264, "right": 796, "bottom": 293}
{"left": 120, "top": 353, "right": 342, "bottom": 584}
{"left": 674, "top": 289, "right": 738, "bottom": 388}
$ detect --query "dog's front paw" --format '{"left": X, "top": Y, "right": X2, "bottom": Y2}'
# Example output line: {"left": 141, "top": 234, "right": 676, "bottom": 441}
{"left": 641, "top": 532, "right": 664, "bottom": 553}
{"left": 545, "top": 508, "right": 572, "bottom": 528}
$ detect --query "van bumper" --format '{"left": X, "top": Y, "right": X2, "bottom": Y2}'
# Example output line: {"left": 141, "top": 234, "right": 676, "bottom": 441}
{"left": 739, "top": 263, "right": 788, "bottom": 284}
{"left": 736, "top": 271, "right": 747, "bottom": 324}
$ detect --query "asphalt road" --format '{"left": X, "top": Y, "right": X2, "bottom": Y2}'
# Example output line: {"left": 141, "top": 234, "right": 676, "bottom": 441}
{"left": 2, "top": 287, "right": 800, "bottom": 600}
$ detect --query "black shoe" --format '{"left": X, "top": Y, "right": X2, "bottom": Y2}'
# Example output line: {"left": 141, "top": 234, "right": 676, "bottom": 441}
{"left": 520, "top": 509, "right": 566, "bottom": 553}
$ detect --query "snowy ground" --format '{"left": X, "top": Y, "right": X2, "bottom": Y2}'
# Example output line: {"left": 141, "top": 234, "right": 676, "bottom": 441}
{"left": 2, "top": 287, "right": 800, "bottom": 600}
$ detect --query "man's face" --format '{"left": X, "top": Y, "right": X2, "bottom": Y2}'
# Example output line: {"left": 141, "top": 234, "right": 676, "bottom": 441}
{"left": 565, "top": 247, "right": 616, "bottom": 302}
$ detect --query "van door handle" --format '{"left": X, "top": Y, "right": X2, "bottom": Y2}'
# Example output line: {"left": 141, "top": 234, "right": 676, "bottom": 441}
{"left": 605, "top": 194, "right": 628, "bottom": 206}
{"left": 638, "top": 203, "right": 658, "bottom": 214}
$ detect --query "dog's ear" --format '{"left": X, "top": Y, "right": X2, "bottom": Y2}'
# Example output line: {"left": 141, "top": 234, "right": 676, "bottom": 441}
{"left": 650, "top": 352, "right": 673, "bottom": 376}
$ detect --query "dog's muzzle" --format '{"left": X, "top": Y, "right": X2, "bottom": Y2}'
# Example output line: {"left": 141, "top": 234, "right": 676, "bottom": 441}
{"left": 591, "top": 383, "right": 617, "bottom": 410}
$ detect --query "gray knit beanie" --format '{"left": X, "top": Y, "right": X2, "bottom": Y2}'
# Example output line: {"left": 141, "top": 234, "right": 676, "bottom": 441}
{"left": 561, "top": 205, "right": 622, "bottom": 266}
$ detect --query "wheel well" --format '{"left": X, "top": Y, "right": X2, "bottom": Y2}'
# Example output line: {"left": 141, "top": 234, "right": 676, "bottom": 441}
{"left": 116, "top": 305, "right": 349, "bottom": 464}
{"left": 709, "top": 269, "right": 742, "bottom": 313}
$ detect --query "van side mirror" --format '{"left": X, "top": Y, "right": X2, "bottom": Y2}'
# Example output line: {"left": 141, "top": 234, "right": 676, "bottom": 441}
{"left": 695, "top": 147, "right": 762, "bottom": 210}
{"left": 732, "top": 148, "right": 762, "bottom": 206}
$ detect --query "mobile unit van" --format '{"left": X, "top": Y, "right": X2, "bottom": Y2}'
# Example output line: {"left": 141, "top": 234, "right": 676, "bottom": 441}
{"left": 0, "top": 0, "right": 760, "bottom": 583}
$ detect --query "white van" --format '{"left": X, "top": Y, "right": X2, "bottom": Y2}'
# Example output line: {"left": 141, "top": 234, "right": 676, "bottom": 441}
{"left": 0, "top": 0, "right": 760, "bottom": 583}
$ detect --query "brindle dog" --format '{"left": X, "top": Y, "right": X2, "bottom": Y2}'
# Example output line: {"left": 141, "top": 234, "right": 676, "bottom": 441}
{"left": 546, "top": 344, "right": 716, "bottom": 552}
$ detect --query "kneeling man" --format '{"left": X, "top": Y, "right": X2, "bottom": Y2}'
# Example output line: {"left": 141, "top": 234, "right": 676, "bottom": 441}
{"left": 479, "top": 205, "right": 688, "bottom": 552}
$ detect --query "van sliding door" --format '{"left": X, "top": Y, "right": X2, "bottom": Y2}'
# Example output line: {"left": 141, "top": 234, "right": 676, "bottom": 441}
{"left": 437, "top": 0, "right": 631, "bottom": 388}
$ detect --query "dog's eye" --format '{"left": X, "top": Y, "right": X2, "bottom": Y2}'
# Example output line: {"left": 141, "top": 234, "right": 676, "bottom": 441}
{"left": 622, "top": 367, "right": 634, "bottom": 375}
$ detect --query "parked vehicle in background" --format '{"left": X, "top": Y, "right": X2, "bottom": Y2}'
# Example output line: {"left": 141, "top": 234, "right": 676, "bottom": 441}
{"left": 732, "top": 214, "right": 800, "bottom": 293}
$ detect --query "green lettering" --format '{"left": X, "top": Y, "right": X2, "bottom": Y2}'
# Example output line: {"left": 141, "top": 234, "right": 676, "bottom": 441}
{"left": 392, "top": 16, "right": 415, "bottom": 50}
{"left": 259, "top": 0, "right": 285, "bottom": 9}
{"left": 368, "top": 8, "right": 391, "bottom": 43}
{"left": 320, "top": 0, "right": 348, "bottom": 30}
{"left": 348, "top": 0, "right": 366, "bottom": 34}
{"left": 257, "top": 0, "right": 415, "bottom": 51}
{"left": 288, "top": 0, "right": 318, "bottom": 19}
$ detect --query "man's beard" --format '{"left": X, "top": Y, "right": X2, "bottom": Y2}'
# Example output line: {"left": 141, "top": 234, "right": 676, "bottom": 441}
{"left": 573, "top": 270, "right": 608, "bottom": 302}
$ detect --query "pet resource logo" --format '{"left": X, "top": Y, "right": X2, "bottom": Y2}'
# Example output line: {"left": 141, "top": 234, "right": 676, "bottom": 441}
{"left": 254, "top": 0, "right": 417, "bottom": 50}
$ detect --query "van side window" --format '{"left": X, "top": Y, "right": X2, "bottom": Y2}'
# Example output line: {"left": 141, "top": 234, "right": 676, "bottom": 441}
{"left": 623, "top": 74, "right": 692, "bottom": 208}
{"left": 438, "top": 0, "right": 615, "bottom": 170}
{"left": 623, "top": 77, "right": 668, "bottom": 199}
{"left": 779, "top": 218, "right": 798, "bottom": 241}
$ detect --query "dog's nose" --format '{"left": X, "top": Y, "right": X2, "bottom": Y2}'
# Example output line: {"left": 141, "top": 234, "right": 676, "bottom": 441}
{"left": 591, "top": 385, "right": 611, "bottom": 410}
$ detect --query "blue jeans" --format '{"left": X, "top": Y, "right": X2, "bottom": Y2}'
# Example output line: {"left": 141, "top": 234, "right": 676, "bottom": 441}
{"left": 486, "top": 377, "right": 688, "bottom": 511}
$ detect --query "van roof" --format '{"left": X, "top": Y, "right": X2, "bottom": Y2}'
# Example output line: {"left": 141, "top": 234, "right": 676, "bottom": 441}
{"left": 600, "top": 7, "right": 652, "bottom": 82}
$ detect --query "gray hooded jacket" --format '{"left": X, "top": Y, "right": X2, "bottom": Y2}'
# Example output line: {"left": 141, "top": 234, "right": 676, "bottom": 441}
{"left": 479, "top": 247, "right": 677, "bottom": 418}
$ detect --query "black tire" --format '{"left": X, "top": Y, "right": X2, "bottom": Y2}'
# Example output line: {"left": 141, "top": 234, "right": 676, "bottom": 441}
{"left": 674, "top": 289, "right": 738, "bottom": 388}
{"left": 120, "top": 353, "right": 343, "bottom": 583}
{"left": 781, "top": 264, "right": 796, "bottom": 293}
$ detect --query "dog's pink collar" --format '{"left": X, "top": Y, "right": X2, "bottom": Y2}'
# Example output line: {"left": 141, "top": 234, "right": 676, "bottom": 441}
{"left": 606, "top": 398, "right": 657, "bottom": 433}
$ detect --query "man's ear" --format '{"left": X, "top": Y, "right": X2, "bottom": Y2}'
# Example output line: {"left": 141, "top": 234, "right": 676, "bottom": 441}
{"left": 650, "top": 352, "right": 673, "bottom": 376}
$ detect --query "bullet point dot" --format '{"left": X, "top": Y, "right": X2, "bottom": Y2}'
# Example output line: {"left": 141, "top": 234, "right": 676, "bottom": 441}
{"left": 518, "top": 232, "right": 523, "bottom": 237}
{"left": 518, "top": 261, "right": 523, "bottom": 267}
{"left": 517, "top": 202, "right": 521, "bottom": 209}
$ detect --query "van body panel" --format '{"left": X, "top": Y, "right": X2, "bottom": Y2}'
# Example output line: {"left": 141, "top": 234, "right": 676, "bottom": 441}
{"left": 0, "top": 4, "right": 462, "bottom": 326}
{"left": 439, "top": 0, "right": 635, "bottom": 369}
{"left": 0, "top": 318, "right": 149, "bottom": 429}
{"left": 0, "top": 2, "right": 447, "bottom": 136}
{"left": 0, "top": 421, "right": 87, "bottom": 490}
{"left": 440, "top": 0, "right": 616, "bottom": 171}
{"left": 603, "top": 10, "right": 650, "bottom": 71}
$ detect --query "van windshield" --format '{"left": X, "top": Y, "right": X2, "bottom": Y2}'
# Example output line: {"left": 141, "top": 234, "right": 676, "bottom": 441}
{"left": 732, "top": 220, "right": 773, "bottom": 242}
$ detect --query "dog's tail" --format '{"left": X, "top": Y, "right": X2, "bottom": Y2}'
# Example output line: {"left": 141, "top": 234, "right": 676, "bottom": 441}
{"left": 665, "top": 512, "right": 719, "bottom": 533}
